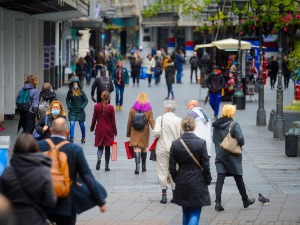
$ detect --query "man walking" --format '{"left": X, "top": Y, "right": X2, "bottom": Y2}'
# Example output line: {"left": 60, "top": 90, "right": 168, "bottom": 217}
{"left": 175, "top": 51, "right": 185, "bottom": 84}
{"left": 189, "top": 52, "right": 200, "bottom": 83}
{"left": 37, "top": 118, "right": 107, "bottom": 225}
{"left": 91, "top": 68, "right": 114, "bottom": 103}
{"left": 206, "top": 65, "right": 225, "bottom": 119}
{"left": 187, "top": 99, "right": 212, "bottom": 157}
{"left": 112, "top": 60, "right": 129, "bottom": 111}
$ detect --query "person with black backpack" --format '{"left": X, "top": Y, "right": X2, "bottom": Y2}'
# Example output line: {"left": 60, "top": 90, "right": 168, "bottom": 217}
{"left": 16, "top": 75, "right": 40, "bottom": 134}
{"left": 91, "top": 68, "right": 114, "bottom": 103}
{"left": 126, "top": 92, "right": 155, "bottom": 174}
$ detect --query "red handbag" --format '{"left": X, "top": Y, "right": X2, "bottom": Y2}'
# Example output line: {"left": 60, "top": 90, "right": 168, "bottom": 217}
{"left": 124, "top": 141, "right": 134, "bottom": 159}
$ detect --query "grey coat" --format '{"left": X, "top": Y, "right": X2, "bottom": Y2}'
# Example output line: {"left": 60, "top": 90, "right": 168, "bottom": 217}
{"left": 212, "top": 117, "right": 244, "bottom": 176}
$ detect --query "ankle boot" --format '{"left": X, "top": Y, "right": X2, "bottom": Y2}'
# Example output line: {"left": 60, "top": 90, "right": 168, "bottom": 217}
{"left": 134, "top": 152, "right": 141, "bottom": 174}
{"left": 160, "top": 189, "right": 167, "bottom": 204}
{"left": 243, "top": 198, "right": 255, "bottom": 208}
{"left": 141, "top": 152, "right": 147, "bottom": 172}
{"left": 170, "top": 190, "right": 176, "bottom": 203}
{"left": 105, "top": 149, "right": 111, "bottom": 171}
{"left": 215, "top": 203, "right": 224, "bottom": 211}
{"left": 96, "top": 158, "right": 101, "bottom": 170}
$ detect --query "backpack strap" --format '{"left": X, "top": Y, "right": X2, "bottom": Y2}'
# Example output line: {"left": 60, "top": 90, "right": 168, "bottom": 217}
{"left": 45, "top": 139, "right": 69, "bottom": 151}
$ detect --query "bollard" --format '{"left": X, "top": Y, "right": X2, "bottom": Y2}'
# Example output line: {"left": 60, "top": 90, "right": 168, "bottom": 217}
{"left": 0, "top": 136, "right": 10, "bottom": 175}
{"left": 285, "top": 121, "right": 300, "bottom": 157}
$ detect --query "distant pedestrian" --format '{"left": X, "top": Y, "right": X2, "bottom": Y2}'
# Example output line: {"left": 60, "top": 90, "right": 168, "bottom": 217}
{"left": 154, "top": 55, "right": 162, "bottom": 85}
{"left": 112, "top": 60, "right": 129, "bottom": 111}
{"left": 126, "top": 92, "right": 155, "bottom": 174}
{"left": 115, "top": 52, "right": 123, "bottom": 61}
{"left": 152, "top": 100, "right": 182, "bottom": 204}
{"left": 16, "top": 75, "right": 39, "bottom": 134}
{"left": 268, "top": 55, "right": 278, "bottom": 89}
{"left": 145, "top": 54, "right": 156, "bottom": 87}
{"left": 95, "top": 53, "right": 106, "bottom": 76}
{"left": 84, "top": 52, "right": 94, "bottom": 85}
{"left": 66, "top": 78, "right": 88, "bottom": 143}
{"left": 175, "top": 51, "right": 185, "bottom": 84}
{"left": 0, "top": 133, "right": 57, "bottom": 225}
{"left": 90, "top": 91, "right": 117, "bottom": 171}
{"left": 169, "top": 116, "right": 212, "bottom": 225}
{"left": 187, "top": 100, "right": 212, "bottom": 157}
{"left": 130, "top": 56, "right": 142, "bottom": 87}
{"left": 282, "top": 55, "right": 290, "bottom": 89}
{"left": 75, "top": 57, "right": 88, "bottom": 84}
{"left": 200, "top": 52, "right": 212, "bottom": 87}
{"left": 106, "top": 52, "right": 117, "bottom": 78}
{"left": 37, "top": 118, "right": 107, "bottom": 225}
{"left": 164, "top": 59, "right": 176, "bottom": 100}
{"left": 212, "top": 104, "right": 255, "bottom": 212}
{"left": 91, "top": 68, "right": 114, "bottom": 103}
{"left": 38, "top": 82, "right": 57, "bottom": 119}
{"left": 206, "top": 65, "right": 225, "bottom": 119}
{"left": 189, "top": 51, "right": 200, "bottom": 83}
{"left": 35, "top": 100, "right": 67, "bottom": 139}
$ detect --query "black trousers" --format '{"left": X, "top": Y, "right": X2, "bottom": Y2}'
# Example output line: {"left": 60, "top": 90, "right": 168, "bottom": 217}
{"left": 19, "top": 111, "right": 36, "bottom": 134}
{"left": 190, "top": 67, "right": 198, "bottom": 82}
{"left": 215, "top": 173, "right": 248, "bottom": 203}
{"left": 48, "top": 209, "right": 77, "bottom": 225}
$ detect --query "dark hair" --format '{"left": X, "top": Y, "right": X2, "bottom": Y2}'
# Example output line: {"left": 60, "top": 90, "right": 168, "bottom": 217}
{"left": 168, "top": 59, "right": 173, "bottom": 63}
{"left": 13, "top": 133, "right": 39, "bottom": 153}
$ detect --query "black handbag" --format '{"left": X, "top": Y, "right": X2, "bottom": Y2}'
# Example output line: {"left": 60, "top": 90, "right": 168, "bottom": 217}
{"left": 149, "top": 150, "right": 156, "bottom": 161}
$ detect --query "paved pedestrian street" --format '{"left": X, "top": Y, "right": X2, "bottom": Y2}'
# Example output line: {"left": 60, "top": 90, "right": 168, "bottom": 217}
{"left": 1, "top": 61, "right": 300, "bottom": 225}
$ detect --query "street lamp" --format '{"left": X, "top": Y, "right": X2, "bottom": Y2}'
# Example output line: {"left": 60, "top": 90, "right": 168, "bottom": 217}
{"left": 231, "top": 0, "right": 249, "bottom": 110}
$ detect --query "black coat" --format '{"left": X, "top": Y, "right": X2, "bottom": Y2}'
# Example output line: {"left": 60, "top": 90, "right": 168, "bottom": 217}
{"left": 35, "top": 114, "right": 66, "bottom": 139}
{"left": 165, "top": 62, "right": 175, "bottom": 85}
{"left": 206, "top": 73, "right": 225, "bottom": 93}
{"left": 268, "top": 60, "right": 278, "bottom": 78}
{"left": 37, "top": 137, "right": 106, "bottom": 216}
{"left": 0, "top": 153, "right": 57, "bottom": 225}
{"left": 169, "top": 132, "right": 212, "bottom": 208}
{"left": 91, "top": 75, "right": 114, "bottom": 103}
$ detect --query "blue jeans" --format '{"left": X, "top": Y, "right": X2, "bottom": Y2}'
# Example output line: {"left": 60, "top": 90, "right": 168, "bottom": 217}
{"left": 209, "top": 92, "right": 221, "bottom": 117}
{"left": 86, "top": 67, "right": 92, "bottom": 84}
{"left": 176, "top": 69, "right": 183, "bottom": 83}
{"left": 167, "top": 84, "right": 174, "bottom": 98}
{"left": 182, "top": 207, "right": 202, "bottom": 225}
{"left": 69, "top": 121, "right": 85, "bottom": 139}
{"left": 115, "top": 84, "right": 125, "bottom": 106}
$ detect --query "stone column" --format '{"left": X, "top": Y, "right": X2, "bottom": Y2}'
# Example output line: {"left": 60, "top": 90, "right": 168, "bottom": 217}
{"left": 185, "top": 26, "right": 194, "bottom": 58}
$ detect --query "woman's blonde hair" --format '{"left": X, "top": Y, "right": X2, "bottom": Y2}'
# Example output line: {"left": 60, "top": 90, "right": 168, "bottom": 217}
{"left": 42, "top": 82, "right": 52, "bottom": 91}
{"left": 24, "top": 75, "right": 38, "bottom": 88}
{"left": 46, "top": 100, "right": 67, "bottom": 117}
{"left": 221, "top": 104, "right": 236, "bottom": 118}
{"left": 101, "top": 91, "right": 111, "bottom": 102}
{"left": 136, "top": 92, "right": 149, "bottom": 104}
{"left": 181, "top": 116, "right": 196, "bottom": 132}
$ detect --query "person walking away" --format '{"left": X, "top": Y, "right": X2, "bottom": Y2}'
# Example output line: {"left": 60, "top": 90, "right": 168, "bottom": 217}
{"left": 130, "top": 56, "right": 142, "bottom": 87}
{"left": 200, "top": 52, "right": 212, "bottom": 87}
{"left": 66, "top": 78, "right": 88, "bottom": 143}
{"left": 95, "top": 53, "right": 106, "bottom": 77}
{"left": 90, "top": 91, "right": 117, "bottom": 171}
{"left": 106, "top": 52, "right": 117, "bottom": 78}
{"left": 37, "top": 118, "right": 107, "bottom": 225}
{"left": 189, "top": 51, "right": 200, "bottom": 83}
{"left": 206, "top": 65, "right": 225, "bottom": 119}
{"left": 112, "top": 60, "right": 129, "bottom": 111}
{"left": 169, "top": 116, "right": 211, "bottom": 225}
{"left": 0, "top": 133, "right": 57, "bottom": 225}
{"left": 84, "top": 52, "right": 94, "bottom": 85}
{"left": 152, "top": 100, "right": 182, "bottom": 204}
{"left": 282, "top": 55, "right": 290, "bottom": 89}
{"left": 144, "top": 54, "right": 156, "bottom": 87}
{"left": 16, "top": 75, "right": 39, "bottom": 134}
{"left": 91, "top": 68, "right": 114, "bottom": 103}
{"left": 35, "top": 100, "right": 67, "bottom": 140}
{"left": 38, "top": 82, "right": 57, "bottom": 119}
{"left": 115, "top": 52, "right": 123, "bottom": 61}
{"left": 164, "top": 59, "right": 176, "bottom": 100}
{"left": 212, "top": 104, "right": 255, "bottom": 211}
{"left": 187, "top": 100, "right": 212, "bottom": 157}
{"left": 267, "top": 55, "right": 278, "bottom": 89}
{"left": 175, "top": 51, "right": 185, "bottom": 84}
{"left": 127, "top": 92, "right": 155, "bottom": 174}
{"left": 154, "top": 55, "right": 163, "bottom": 85}
{"left": 75, "top": 57, "right": 88, "bottom": 84}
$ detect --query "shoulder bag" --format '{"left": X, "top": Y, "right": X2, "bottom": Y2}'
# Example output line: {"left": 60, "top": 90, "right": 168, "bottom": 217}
{"left": 149, "top": 116, "right": 163, "bottom": 161}
{"left": 220, "top": 121, "right": 242, "bottom": 155}
{"left": 179, "top": 139, "right": 203, "bottom": 171}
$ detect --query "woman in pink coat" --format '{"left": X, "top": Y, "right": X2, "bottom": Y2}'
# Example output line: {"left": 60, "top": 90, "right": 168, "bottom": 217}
{"left": 90, "top": 91, "right": 117, "bottom": 171}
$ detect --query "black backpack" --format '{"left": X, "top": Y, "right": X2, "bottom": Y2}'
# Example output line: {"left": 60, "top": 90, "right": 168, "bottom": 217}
{"left": 132, "top": 111, "right": 146, "bottom": 130}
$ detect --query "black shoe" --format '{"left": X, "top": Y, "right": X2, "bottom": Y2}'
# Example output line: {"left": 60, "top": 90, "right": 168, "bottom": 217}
{"left": 160, "top": 194, "right": 167, "bottom": 204}
{"left": 96, "top": 159, "right": 101, "bottom": 170}
{"left": 215, "top": 203, "right": 224, "bottom": 211}
{"left": 68, "top": 138, "right": 73, "bottom": 143}
{"left": 170, "top": 190, "right": 176, "bottom": 204}
{"left": 243, "top": 198, "right": 255, "bottom": 208}
{"left": 105, "top": 166, "right": 110, "bottom": 171}
{"left": 81, "top": 138, "right": 86, "bottom": 143}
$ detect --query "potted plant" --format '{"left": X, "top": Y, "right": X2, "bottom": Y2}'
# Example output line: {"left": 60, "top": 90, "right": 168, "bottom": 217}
{"left": 267, "top": 13, "right": 300, "bottom": 36}
{"left": 242, "top": 19, "right": 256, "bottom": 36}
{"left": 286, "top": 51, "right": 300, "bottom": 101}
{"left": 259, "top": 12, "right": 275, "bottom": 36}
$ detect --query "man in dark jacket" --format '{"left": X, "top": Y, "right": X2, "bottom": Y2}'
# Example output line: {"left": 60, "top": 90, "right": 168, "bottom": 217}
{"left": 189, "top": 51, "right": 200, "bottom": 83}
{"left": 206, "top": 65, "right": 225, "bottom": 119}
{"left": 84, "top": 52, "right": 94, "bottom": 85}
{"left": 267, "top": 55, "right": 278, "bottom": 89}
{"left": 91, "top": 68, "right": 114, "bottom": 103}
{"left": 37, "top": 118, "right": 107, "bottom": 225}
{"left": 175, "top": 51, "right": 185, "bottom": 84}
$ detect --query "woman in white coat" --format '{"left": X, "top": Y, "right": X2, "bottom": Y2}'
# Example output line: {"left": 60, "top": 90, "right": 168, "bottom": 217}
{"left": 144, "top": 54, "right": 156, "bottom": 87}
{"left": 152, "top": 100, "right": 182, "bottom": 204}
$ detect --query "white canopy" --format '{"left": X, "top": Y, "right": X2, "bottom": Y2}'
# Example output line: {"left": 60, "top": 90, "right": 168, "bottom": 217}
{"left": 194, "top": 38, "right": 252, "bottom": 51}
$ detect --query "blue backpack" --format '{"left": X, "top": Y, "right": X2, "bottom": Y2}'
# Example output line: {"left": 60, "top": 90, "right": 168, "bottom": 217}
{"left": 16, "top": 88, "right": 31, "bottom": 112}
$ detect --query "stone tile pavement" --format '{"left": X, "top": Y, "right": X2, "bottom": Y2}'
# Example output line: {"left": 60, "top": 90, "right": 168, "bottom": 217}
{"left": 1, "top": 60, "right": 300, "bottom": 224}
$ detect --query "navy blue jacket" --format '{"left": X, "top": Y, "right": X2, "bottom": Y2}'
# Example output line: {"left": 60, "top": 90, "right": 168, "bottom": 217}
{"left": 37, "top": 137, "right": 106, "bottom": 216}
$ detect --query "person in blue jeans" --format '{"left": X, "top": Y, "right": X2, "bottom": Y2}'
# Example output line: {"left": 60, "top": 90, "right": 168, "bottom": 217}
{"left": 206, "top": 65, "right": 225, "bottom": 119}
{"left": 112, "top": 60, "right": 129, "bottom": 111}
{"left": 66, "top": 78, "right": 88, "bottom": 143}
{"left": 175, "top": 51, "right": 185, "bottom": 84}
{"left": 84, "top": 51, "right": 94, "bottom": 85}
{"left": 169, "top": 116, "right": 212, "bottom": 225}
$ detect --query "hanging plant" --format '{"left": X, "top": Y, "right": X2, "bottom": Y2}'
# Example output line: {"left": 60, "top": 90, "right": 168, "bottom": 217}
{"left": 286, "top": 51, "right": 300, "bottom": 81}
{"left": 242, "top": 19, "right": 256, "bottom": 36}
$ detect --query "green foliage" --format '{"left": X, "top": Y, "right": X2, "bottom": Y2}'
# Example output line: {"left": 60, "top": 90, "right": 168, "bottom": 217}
{"left": 283, "top": 105, "right": 300, "bottom": 111}
{"left": 286, "top": 51, "right": 300, "bottom": 81}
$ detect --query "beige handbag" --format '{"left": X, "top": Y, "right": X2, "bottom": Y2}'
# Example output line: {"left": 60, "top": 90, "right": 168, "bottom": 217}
{"left": 220, "top": 121, "right": 242, "bottom": 155}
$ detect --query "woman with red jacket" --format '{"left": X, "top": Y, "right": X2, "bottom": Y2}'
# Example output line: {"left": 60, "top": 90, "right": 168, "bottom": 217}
{"left": 90, "top": 91, "right": 117, "bottom": 171}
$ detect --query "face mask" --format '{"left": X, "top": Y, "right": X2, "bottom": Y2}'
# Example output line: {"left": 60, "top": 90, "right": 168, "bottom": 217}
{"left": 52, "top": 109, "right": 61, "bottom": 115}
{"left": 74, "top": 85, "right": 78, "bottom": 89}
